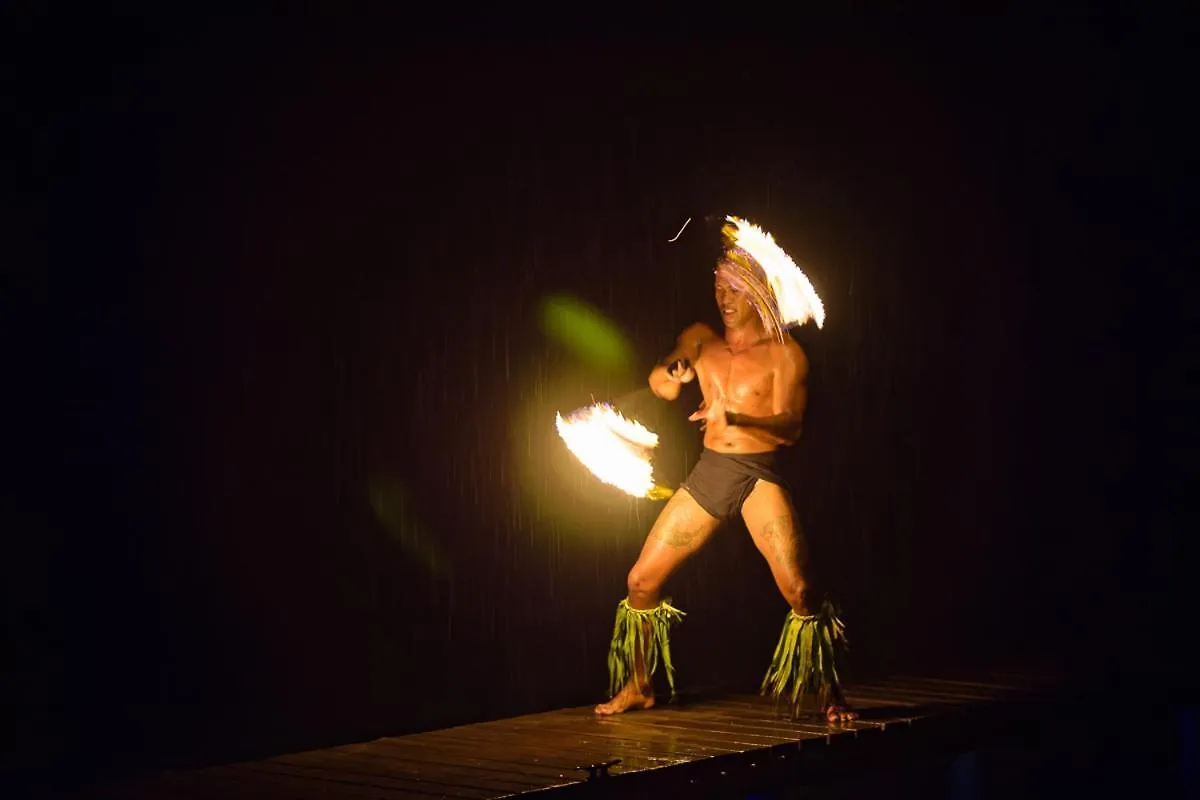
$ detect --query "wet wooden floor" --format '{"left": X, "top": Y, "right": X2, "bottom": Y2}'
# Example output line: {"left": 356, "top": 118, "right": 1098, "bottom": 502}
{"left": 101, "top": 669, "right": 1059, "bottom": 799}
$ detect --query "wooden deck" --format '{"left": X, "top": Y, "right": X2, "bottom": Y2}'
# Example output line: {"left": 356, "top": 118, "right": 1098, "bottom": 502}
{"left": 100, "top": 669, "right": 1061, "bottom": 799}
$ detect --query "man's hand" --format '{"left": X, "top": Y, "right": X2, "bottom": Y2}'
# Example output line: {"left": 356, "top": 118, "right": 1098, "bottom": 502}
{"left": 648, "top": 322, "right": 714, "bottom": 401}
{"left": 666, "top": 358, "right": 695, "bottom": 384}
{"left": 688, "top": 393, "right": 727, "bottom": 435}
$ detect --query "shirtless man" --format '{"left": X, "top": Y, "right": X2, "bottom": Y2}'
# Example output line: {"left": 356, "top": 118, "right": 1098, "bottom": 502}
{"left": 594, "top": 259, "right": 856, "bottom": 722}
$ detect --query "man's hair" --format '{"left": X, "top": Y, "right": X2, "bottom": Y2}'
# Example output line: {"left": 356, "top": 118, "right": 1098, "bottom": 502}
{"left": 715, "top": 248, "right": 783, "bottom": 338}
{"left": 716, "top": 248, "right": 768, "bottom": 286}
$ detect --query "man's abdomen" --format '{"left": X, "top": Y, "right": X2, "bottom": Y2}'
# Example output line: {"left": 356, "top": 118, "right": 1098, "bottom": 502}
{"left": 703, "top": 429, "right": 779, "bottom": 455}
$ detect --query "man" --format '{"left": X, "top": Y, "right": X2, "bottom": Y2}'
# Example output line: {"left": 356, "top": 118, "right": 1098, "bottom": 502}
{"left": 594, "top": 251, "right": 856, "bottom": 723}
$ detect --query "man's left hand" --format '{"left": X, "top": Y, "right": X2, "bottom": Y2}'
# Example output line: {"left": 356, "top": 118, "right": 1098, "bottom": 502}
{"left": 688, "top": 393, "right": 728, "bottom": 434}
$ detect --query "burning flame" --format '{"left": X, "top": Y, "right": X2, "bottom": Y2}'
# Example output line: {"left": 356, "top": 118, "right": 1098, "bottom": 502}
{"left": 721, "top": 215, "right": 826, "bottom": 336}
{"left": 555, "top": 403, "right": 673, "bottom": 500}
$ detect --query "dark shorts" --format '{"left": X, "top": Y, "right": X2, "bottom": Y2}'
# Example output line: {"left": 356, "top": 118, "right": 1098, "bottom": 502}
{"left": 680, "top": 448, "right": 788, "bottom": 521}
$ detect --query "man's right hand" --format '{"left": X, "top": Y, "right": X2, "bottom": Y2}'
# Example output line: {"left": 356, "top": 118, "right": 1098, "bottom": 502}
{"left": 649, "top": 323, "right": 714, "bottom": 401}
{"left": 666, "top": 358, "right": 695, "bottom": 384}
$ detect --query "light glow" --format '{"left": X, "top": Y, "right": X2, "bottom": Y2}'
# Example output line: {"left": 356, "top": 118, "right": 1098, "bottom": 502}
{"left": 554, "top": 403, "right": 671, "bottom": 500}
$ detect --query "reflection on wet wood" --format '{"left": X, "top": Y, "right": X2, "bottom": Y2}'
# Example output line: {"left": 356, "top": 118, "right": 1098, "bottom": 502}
{"left": 103, "top": 669, "right": 1058, "bottom": 799}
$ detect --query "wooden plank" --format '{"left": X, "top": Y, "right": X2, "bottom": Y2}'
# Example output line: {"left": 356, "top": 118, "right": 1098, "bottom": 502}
{"left": 375, "top": 728, "right": 687, "bottom": 779}
{"left": 691, "top": 699, "right": 891, "bottom": 735}
{"left": 392, "top": 703, "right": 810, "bottom": 786}
{"left": 410, "top": 721, "right": 648, "bottom": 764}
{"left": 517, "top": 707, "right": 795, "bottom": 751}
{"left": 416, "top": 730, "right": 724, "bottom": 777}
{"left": 369, "top": 732, "right": 612, "bottom": 773}
{"left": 414, "top": 722, "right": 728, "bottom": 764}
{"left": 592, "top": 711, "right": 818, "bottom": 748}
{"left": 674, "top": 679, "right": 978, "bottom": 713}
{"left": 270, "top": 748, "right": 551, "bottom": 795}
{"left": 633, "top": 701, "right": 834, "bottom": 733}
{"left": 592, "top": 707, "right": 814, "bottom": 745}
{"left": 418, "top": 718, "right": 705, "bottom": 765}
{"left": 697, "top": 693, "right": 919, "bottom": 731}
{"left": 410, "top": 731, "right": 693, "bottom": 776}
{"left": 348, "top": 737, "right": 586, "bottom": 783}
{"left": 678, "top": 708, "right": 872, "bottom": 742}
{"left": 431, "top": 708, "right": 748, "bottom": 759}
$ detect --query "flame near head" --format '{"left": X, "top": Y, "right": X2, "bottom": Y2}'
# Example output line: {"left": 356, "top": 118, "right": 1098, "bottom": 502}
{"left": 555, "top": 403, "right": 668, "bottom": 499}
{"left": 719, "top": 216, "right": 826, "bottom": 340}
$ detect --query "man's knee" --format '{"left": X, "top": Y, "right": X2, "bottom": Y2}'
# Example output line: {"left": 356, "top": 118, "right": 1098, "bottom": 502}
{"left": 626, "top": 568, "right": 661, "bottom": 606}
{"left": 783, "top": 579, "right": 811, "bottom": 615}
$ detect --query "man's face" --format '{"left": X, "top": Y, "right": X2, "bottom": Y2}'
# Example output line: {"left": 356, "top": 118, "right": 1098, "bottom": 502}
{"left": 714, "top": 270, "right": 757, "bottom": 329}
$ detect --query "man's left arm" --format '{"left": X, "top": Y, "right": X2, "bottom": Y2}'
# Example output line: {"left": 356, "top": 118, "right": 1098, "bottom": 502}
{"left": 724, "top": 344, "right": 808, "bottom": 444}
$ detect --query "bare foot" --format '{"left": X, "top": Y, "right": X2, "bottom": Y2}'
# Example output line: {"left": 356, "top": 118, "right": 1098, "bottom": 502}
{"left": 594, "top": 682, "right": 655, "bottom": 716}
{"left": 824, "top": 702, "right": 859, "bottom": 724}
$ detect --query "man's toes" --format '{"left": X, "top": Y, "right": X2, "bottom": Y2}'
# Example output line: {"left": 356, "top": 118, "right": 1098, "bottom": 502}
{"left": 824, "top": 706, "right": 856, "bottom": 724}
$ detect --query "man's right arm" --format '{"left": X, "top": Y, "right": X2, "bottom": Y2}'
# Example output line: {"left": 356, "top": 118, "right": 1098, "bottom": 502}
{"left": 648, "top": 323, "right": 714, "bottom": 401}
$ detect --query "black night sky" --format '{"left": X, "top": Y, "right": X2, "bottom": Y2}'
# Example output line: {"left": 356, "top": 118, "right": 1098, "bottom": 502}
{"left": 8, "top": 6, "right": 1190, "bottom": 794}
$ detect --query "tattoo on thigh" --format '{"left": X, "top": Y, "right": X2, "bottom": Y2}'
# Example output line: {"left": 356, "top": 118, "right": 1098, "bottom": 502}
{"left": 658, "top": 518, "right": 704, "bottom": 549}
{"left": 761, "top": 514, "right": 809, "bottom": 570}
{"left": 761, "top": 514, "right": 792, "bottom": 541}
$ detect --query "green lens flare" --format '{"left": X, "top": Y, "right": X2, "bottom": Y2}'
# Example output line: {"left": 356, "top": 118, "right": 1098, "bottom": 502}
{"left": 367, "top": 477, "right": 450, "bottom": 577}
{"left": 540, "top": 295, "right": 635, "bottom": 374}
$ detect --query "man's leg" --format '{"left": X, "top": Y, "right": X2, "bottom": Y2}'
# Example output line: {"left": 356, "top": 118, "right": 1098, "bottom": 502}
{"left": 594, "top": 488, "right": 719, "bottom": 715}
{"left": 742, "top": 480, "right": 857, "bottom": 722}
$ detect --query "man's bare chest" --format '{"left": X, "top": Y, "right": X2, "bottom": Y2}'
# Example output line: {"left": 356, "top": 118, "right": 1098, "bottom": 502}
{"left": 697, "top": 345, "right": 774, "bottom": 405}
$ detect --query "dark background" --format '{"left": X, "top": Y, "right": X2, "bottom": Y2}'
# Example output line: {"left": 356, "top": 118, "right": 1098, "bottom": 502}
{"left": 7, "top": 6, "right": 1189, "bottom": 794}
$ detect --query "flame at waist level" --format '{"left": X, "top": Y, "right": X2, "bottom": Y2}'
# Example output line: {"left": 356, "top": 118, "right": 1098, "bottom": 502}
{"left": 554, "top": 403, "right": 673, "bottom": 500}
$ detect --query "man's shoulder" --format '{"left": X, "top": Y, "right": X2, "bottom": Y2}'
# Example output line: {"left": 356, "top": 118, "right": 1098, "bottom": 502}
{"left": 777, "top": 335, "right": 809, "bottom": 372}
{"left": 680, "top": 321, "right": 719, "bottom": 342}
